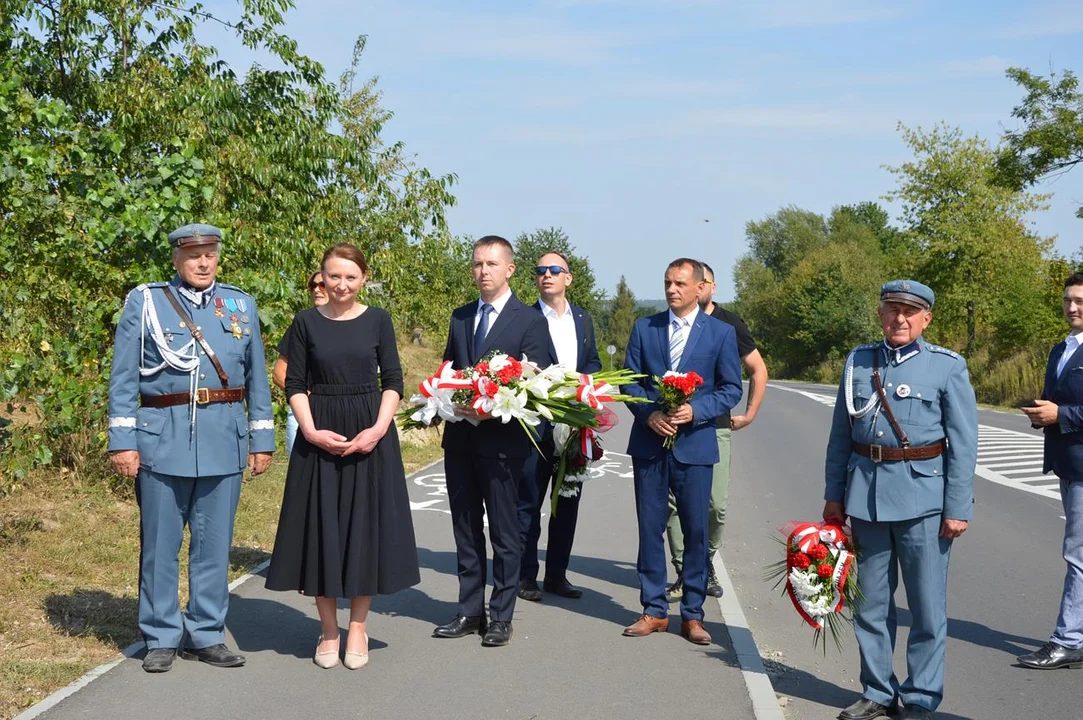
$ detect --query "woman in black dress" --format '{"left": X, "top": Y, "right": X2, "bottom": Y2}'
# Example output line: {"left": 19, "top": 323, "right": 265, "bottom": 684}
{"left": 266, "top": 243, "right": 420, "bottom": 670}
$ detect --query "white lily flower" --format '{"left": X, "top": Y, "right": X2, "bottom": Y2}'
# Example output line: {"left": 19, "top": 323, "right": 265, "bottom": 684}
{"left": 553, "top": 422, "right": 572, "bottom": 451}
{"left": 535, "top": 402, "right": 554, "bottom": 421}
{"left": 490, "top": 386, "right": 531, "bottom": 424}
{"left": 488, "top": 353, "right": 511, "bottom": 373}
{"left": 521, "top": 372, "right": 555, "bottom": 399}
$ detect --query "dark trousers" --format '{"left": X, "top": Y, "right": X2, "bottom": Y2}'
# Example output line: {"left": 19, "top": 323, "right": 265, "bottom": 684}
{"left": 445, "top": 450, "right": 526, "bottom": 622}
{"left": 518, "top": 440, "right": 582, "bottom": 584}
{"left": 632, "top": 454, "right": 712, "bottom": 621}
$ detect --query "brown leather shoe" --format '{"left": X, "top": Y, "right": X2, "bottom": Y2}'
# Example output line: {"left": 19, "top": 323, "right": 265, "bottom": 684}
{"left": 622, "top": 614, "right": 669, "bottom": 637}
{"left": 680, "top": 619, "right": 711, "bottom": 645}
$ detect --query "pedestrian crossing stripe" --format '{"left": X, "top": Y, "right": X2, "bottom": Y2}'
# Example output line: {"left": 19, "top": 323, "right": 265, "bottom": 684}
{"left": 768, "top": 384, "right": 1060, "bottom": 502}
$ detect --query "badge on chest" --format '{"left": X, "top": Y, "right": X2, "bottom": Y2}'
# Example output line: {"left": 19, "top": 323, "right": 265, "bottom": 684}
{"left": 896, "top": 384, "right": 911, "bottom": 399}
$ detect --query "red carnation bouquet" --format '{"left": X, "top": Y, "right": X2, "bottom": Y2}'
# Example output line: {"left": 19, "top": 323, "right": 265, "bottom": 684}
{"left": 653, "top": 370, "right": 704, "bottom": 449}
{"left": 765, "top": 521, "right": 862, "bottom": 653}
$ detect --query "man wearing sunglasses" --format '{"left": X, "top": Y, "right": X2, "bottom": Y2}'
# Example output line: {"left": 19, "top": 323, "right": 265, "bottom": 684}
{"left": 517, "top": 251, "right": 603, "bottom": 603}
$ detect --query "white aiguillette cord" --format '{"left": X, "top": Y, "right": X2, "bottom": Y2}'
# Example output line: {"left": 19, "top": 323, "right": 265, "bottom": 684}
{"left": 139, "top": 287, "right": 201, "bottom": 431}
{"left": 844, "top": 347, "right": 879, "bottom": 419}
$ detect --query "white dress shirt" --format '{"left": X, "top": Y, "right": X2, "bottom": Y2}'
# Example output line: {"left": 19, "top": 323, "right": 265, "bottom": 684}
{"left": 667, "top": 305, "right": 700, "bottom": 344}
{"left": 1058, "top": 331, "right": 1083, "bottom": 377}
{"left": 474, "top": 288, "right": 513, "bottom": 341}
{"left": 540, "top": 299, "right": 578, "bottom": 370}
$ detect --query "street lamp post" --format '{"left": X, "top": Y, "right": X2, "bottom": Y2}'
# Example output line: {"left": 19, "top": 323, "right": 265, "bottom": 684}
{"left": 606, "top": 344, "right": 616, "bottom": 371}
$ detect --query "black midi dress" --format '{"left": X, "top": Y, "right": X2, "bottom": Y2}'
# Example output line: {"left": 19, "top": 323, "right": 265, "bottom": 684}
{"left": 266, "top": 306, "right": 420, "bottom": 598}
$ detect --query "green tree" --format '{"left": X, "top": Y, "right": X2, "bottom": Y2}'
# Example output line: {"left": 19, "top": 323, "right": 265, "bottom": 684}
{"left": 0, "top": 1, "right": 459, "bottom": 491}
{"left": 884, "top": 123, "right": 1052, "bottom": 356}
{"left": 995, "top": 66, "right": 1083, "bottom": 216}
{"left": 606, "top": 276, "right": 638, "bottom": 368}
{"left": 509, "top": 227, "right": 604, "bottom": 316}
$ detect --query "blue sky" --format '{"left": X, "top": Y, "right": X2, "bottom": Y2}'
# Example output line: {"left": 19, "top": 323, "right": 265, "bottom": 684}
{"left": 203, "top": 0, "right": 1083, "bottom": 301}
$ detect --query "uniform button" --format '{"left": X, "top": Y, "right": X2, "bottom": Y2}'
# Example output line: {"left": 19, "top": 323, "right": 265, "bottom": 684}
{"left": 200, "top": 373, "right": 206, "bottom": 380}
{"left": 887, "top": 383, "right": 893, "bottom": 388}
{"left": 200, "top": 350, "right": 206, "bottom": 356}
{"left": 876, "top": 431, "right": 884, "bottom": 438}
{"left": 196, "top": 326, "right": 202, "bottom": 331}
{"left": 142, "top": 422, "right": 148, "bottom": 427}
{"left": 917, "top": 392, "right": 922, "bottom": 398}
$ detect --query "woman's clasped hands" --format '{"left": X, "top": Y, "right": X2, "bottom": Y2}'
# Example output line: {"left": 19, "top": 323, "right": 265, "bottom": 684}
{"left": 305, "top": 427, "right": 384, "bottom": 456}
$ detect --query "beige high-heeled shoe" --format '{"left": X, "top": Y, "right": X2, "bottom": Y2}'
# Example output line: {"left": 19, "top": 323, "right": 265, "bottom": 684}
{"left": 313, "top": 636, "right": 340, "bottom": 669}
{"left": 343, "top": 632, "right": 368, "bottom": 670}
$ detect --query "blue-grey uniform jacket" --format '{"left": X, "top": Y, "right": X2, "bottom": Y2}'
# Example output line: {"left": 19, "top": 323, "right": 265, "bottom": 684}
{"left": 107, "top": 278, "right": 275, "bottom": 477}
{"left": 824, "top": 338, "right": 978, "bottom": 522}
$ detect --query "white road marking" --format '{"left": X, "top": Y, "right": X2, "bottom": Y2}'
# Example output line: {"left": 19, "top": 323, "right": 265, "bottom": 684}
{"left": 768, "top": 383, "right": 1062, "bottom": 501}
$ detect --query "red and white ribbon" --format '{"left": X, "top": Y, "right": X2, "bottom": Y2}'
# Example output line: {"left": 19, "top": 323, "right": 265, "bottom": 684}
{"left": 418, "top": 360, "right": 473, "bottom": 397}
{"left": 575, "top": 374, "right": 615, "bottom": 409}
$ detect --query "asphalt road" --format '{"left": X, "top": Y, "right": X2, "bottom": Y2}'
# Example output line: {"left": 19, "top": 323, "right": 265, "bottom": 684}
{"left": 26, "top": 409, "right": 757, "bottom": 720}
{"left": 726, "top": 381, "right": 1075, "bottom": 720}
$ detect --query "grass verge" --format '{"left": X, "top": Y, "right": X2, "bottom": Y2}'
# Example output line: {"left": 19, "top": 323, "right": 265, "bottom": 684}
{"left": 0, "top": 338, "right": 444, "bottom": 719}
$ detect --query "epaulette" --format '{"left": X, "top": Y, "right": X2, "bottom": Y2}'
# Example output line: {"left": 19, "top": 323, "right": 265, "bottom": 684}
{"left": 850, "top": 342, "right": 879, "bottom": 355}
{"left": 926, "top": 343, "right": 962, "bottom": 360}
{"left": 217, "top": 283, "right": 253, "bottom": 299}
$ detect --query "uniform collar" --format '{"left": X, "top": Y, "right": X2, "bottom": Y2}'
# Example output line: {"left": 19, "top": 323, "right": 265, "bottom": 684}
{"left": 171, "top": 275, "right": 217, "bottom": 308}
{"left": 882, "top": 338, "right": 921, "bottom": 365}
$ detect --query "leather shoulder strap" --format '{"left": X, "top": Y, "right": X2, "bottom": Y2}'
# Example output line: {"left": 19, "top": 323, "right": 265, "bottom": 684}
{"left": 161, "top": 288, "right": 231, "bottom": 388}
{"left": 872, "top": 350, "right": 910, "bottom": 448}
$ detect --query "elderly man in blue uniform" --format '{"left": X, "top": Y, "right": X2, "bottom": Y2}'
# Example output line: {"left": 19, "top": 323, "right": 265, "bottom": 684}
{"left": 824, "top": 280, "right": 977, "bottom": 720}
{"left": 108, "top": 224, "right": 275, "bottom": 673}
{"left": 1018, "top": 271, "right": 1083, "bottom": 670}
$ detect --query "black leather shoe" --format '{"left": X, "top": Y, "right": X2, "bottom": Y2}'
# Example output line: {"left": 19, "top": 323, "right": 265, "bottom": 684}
{"left": 142, "top": 647, "right": 176, "bottom": 673}
{"left": 838, "top": 697, "right": 896, "bottom": 720}
{"left": 665, "top": 577, "right": 683, "bottom": 604}
{"left": 543, "top": 577, "right": 583, "bottom": 599}
{"left": 432, "top": 615, "right": 487, "bottom": 639}
{"left": 179, "top": 643, "right": 245, "bottom": 667}
{"left": 706, "top": 564, "right": 724, "bottom": 598}
{"left": 1017, "top": 641, "right": 1083, "bottom": 669}
{"left": 518, "top": 579, "right": 543, "bottom": 602}
{"left": 481, "top": 621, "right": 512, "bottom": 647}
{"left": 899, "top": 705, "right": 932, "bottom": 719}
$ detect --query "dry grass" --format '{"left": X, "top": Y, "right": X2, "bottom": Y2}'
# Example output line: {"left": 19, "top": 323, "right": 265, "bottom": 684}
{"left": 0, "top": 338, "right": 446, "bottom": 719}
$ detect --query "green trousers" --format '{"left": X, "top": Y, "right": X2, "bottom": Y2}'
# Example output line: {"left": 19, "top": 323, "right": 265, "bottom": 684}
{"left": 667, "top": 427, "right": 730, "bottom": 572}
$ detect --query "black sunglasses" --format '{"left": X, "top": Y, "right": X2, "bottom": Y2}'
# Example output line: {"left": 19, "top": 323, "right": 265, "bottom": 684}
{"left": 308, "top": 280, "right": 325, "bottom": 290}
{"left": 535, "top": 265, "right": 568, "bottom": 276}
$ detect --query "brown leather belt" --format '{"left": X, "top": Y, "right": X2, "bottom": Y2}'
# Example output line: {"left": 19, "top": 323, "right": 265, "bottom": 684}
{"left": 140, "top": 387, "right": 245, "bottom": 408}
{"left": 853, "top": 441, "right": 944, "bottom": 463}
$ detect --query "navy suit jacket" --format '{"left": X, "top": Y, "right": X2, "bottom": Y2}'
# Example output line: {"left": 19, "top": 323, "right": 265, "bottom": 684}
{"left": 442, "top": 293, "right": 556, "bottom": 459}
{"left": 621, "top": 310, "right": 743, "bottom": 465}
{"left": 1042, "top": 339, "right": 1083, "bottom": 478}
{"left": 533, "top": 300, "right": 603, "bottom": 375}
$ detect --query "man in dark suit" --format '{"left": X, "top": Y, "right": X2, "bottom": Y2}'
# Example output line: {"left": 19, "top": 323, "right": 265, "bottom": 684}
{"left": 1019, "top": 271, "right": 1083, "bottom": 670}
{"left": 517, "top": 250, "right": 603, "bottom": 603}
{"left": 620, "top": 258, "right": 743, "bottom": 645}
{"left": 432, "top": 236, "right": 556, "bottom": 647}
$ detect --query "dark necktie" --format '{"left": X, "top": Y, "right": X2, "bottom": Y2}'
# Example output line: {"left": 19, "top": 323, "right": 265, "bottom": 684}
{"left": 473, "top": 303, "right": 494, "bottom": 362}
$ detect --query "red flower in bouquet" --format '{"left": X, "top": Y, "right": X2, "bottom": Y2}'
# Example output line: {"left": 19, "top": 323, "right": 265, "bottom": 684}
{"left": 765, "top": 521, "right": 862, "bottom": 653}
{"left": 653, "top": 371, "right": 705, "bottom": 449}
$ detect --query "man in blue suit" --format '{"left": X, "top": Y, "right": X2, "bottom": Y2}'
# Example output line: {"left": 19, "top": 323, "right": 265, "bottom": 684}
{"left": 1019, "top": 271, "right": 1083, "bottom": 671}
{"left": 432, "top": 236, "right": 556, "bottom": 648}
{"left": 108, "top": 224, "right": 275, "bottom": 673}
{"left": 824, "top": 280, "right": 977, "bottom": 720}
{"left": 620, "top": 258, "right": 743, "bottom": 645}
{"left": 518, "top": 250, "right": 603, "bottom": 602}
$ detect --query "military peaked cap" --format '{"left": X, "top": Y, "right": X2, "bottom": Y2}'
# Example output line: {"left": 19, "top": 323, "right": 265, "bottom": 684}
{"left": 168, "top": 223, "right": 223, "bottom": 248}
{"left": 881, "top": 279, "right": 934, "bottom": 309}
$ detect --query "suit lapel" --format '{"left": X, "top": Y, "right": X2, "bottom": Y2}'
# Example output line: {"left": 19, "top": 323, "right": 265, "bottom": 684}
{"left": 677, "top": 313, "right": 707, "bottom": 371}
{"left": 1054, "top": 340, "right": 1083, "bottom": 392}
{"left": 656, "top": 314, "right": 672, "bottom": 371}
